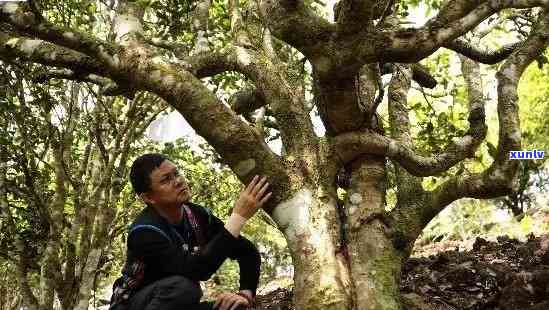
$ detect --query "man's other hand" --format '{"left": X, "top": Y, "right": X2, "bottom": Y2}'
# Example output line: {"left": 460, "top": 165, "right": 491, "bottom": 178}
{"left": 213, "top": 292, "right": 250, "bottom": 310}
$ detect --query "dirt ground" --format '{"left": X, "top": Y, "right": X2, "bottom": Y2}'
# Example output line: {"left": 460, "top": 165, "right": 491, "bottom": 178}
{"left": 254, "top": 234, "right": 549, "bottom": 310}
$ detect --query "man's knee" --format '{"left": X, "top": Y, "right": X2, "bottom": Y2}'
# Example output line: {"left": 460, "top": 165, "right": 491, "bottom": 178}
{"left": 149, "top": 275, "right": 202, "bottom": 308}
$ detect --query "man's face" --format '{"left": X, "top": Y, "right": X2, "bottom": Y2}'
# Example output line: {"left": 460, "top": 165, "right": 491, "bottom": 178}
{"left": 141, "top": 160, "right": 191, "bottom": 208}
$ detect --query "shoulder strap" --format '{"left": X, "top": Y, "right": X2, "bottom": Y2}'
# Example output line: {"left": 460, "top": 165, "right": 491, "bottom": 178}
{"left": 183, "top": 204, "right": 205, "bottom": 246}
{"left": 129, "top": 224, "right": 172, "bottom": 244}
{"left": 188, "top": 202, "right": 213, "bottom": 225}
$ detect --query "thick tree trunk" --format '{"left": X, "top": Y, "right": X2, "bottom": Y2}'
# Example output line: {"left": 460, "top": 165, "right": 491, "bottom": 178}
{"left": 273, "top": 181, "right": 405, "bottom": 310}
{"left": 273, "top": 188, "right": 352, "bottom": 309}
{"left": 345, "top": 156, "right": 404, "bottom": 310}
{"left": 2, "top": 2, "right": 547, "bottom": 310}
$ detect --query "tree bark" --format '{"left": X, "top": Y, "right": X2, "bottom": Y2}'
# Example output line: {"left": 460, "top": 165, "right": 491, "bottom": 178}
{"left": 272, "top": 188, "right": 352, "bottom": 309}
{"left": 2, "top": 2, "right": 549, "bottom": 310}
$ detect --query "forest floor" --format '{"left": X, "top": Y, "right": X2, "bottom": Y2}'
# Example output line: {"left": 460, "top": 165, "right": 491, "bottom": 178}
{"left": 254, "top": 234, "right": 549, "bottom": 310}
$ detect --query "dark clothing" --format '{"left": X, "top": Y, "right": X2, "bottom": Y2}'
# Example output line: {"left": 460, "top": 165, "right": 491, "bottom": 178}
{"left": 112, "top": 202, "right": 261, "bottom": 309}
{"left": 128, "top": 276, "right": 214, "bottom": 310}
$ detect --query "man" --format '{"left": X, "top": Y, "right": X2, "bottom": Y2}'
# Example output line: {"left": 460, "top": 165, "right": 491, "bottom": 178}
{"left": 110, "top": 153, "right": 271, "bottom": 310}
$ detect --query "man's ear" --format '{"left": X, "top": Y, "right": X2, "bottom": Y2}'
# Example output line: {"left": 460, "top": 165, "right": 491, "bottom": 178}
{"left": 140, "top": 192, "right": 155, "bottom": 205}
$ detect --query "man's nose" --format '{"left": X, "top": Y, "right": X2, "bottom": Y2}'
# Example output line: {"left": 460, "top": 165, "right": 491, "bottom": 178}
{"left": 174, "top": 175, "right": 185, "bottom": 186}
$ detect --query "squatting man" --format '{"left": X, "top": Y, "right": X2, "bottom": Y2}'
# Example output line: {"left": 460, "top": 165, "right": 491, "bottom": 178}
{"left": 110, "top": 153, "right": 272, "bottom": 310}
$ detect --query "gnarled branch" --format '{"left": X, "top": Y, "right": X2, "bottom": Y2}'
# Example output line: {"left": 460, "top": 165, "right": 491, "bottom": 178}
{"left": 191, "top": 0, "right": 211, "bottom": 54}
{"left": 0, "top": 32, "right": 107, "bottom": 76}
{"left": 381, "top": 63, "right": 437, "bottom": 88}
{"left": 332, "top": 110, "right": 486, "bottom": 178}
{"left": 0, "top": 5, "right": 117, "bottom": 65}
{"left": 386, "top": 65, "right": 424, "bottom": 188}
{"left": 258, "top": 0, "right": 335, "bottom": 58}
{"left": 182, "top": 45, "right": 316, "bottom": 158}
{"left": 370, "top": 0, "right": 549, "bottom": 63}
{"left": 444, "top": 38, "right": 523, "bottom": 64}
{"left": 229, "top": 87, "right": 267, "bottom": 115}
{"left": 335, "top": 0, "right": 394, "bottom": 32}
{"left": 33, "top": 68, "right": 112, "bottom": 85}
{"left": 423, "top": 10, "right": 549, "bottom": 234}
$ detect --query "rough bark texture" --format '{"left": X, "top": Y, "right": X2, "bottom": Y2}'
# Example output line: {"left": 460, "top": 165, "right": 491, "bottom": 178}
{"left": 1, "top": 1, "right": 549, "bottom": 309}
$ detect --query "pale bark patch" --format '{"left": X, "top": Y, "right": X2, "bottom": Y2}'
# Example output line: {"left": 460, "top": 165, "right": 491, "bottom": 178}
{"left": 234, "top": 158, "right": 256, "bottom": 176}
{"left": 63, "top": 32, "right": 77, "bottom": 41}
{"left": 387, "top": 140, "right": 398, "bottom": 156}
{"left": 151, "top": 55, "right": 165, "bottom": 65}
{"left": 509, "top": 130, "right": 521, "bottom": 144}
{"left": 502, "top": 84, "right": 519, "bottom": 98}
{"left": 500, "top": 64, "right": 518, "bottom": 80}
{"left": 235, "top": 47, "right": 252, "bottom": 66}
{"left": 348, "top": 205, "right": 357, "bottom": 215}
{"left": 194, "top": 31, "right": 209, "bottom": 54}
{"left": 1, "top": 3, "right": 19, "bottom": 14}
{"left": 452, "top": 135, "right": 473, "bottom": 146}
{"left": 349, "top": 193, "right": 363, "bottom": 204}
{"left": 114, "top": 15, "right": 143, "bottom": 42}
{"left": 20, "top": 40, "right": 42, "bottom": 56}
{"left": 6, "top": 38, "right": 20, "bottom": 48}
{"left": 272, "top": 189, "right": 313, "bottom": 238}
{"left": 112, "top": 54, "right": 121, "bottom": 67}
{"left": 150, "top": 70, "right": 163, "bottom": 83}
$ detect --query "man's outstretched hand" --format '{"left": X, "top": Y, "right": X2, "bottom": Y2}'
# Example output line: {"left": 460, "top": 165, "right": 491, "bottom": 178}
{"left": 233, "top": 175, "right": 271, "bottom": 220}
{"left": 213, "top": 292, "right": 250, "bottom": 310}
{"left": 225, "top": 175, "right": 271, "bottom": 238}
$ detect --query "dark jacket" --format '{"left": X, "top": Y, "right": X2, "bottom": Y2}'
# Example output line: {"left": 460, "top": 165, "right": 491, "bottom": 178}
{"left": 114, "top": 202, "right": 261, "bottom": 305}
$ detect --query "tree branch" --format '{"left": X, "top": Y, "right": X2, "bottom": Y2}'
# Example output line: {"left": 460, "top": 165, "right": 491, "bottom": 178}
{"left": 0, "top": 5, "right": 118, "bottom": 65}
{"left": 258, "top": 0, "right": 335, "bottom": 58}
{"left": 382, "top": 65, "right": 427, "bottom": 256}
{"left": 182, "top": 45, "right": 317, "bottom": 158}
{"left": 386, "top": 65, "right": 424, "bottom": 185}
{"left": 332, "top": 28, "right": 489, "bottom": 176}
{"left": 0, "top": 152, "right": 39, "bottom": 309}
{"left": 262, "top": 27, "right": 277, "bottom": 59}
{"left": 381, "top": 63, "right": 437, "bottom": 88}
{"left": 112, "top": 0, "right": 145, "bottom": 46}
{"left": 0, "top": 32, "right": 107, "bottom": 76}
{"left": 229, "top": 87, "right": 267, "bottom": 115}
{"left": 423, "top": 10, "right": 549, "bottom": 232}
{"left": 371, "top": 0, "right": 549, "bottom": 63}
{"left": 15, "top": 257, "right": 39, "bottom": 310}
{"left": 390, "top": 55, "right": 488, "bottom": 250}
{"left": 335, "top": 0, "right": 394, "bottom": 32}
{"left": 228, "top": 0, "right": 250, "bottom": 47}
{"left": 332, "top": 109, "right": 487, "bottom": 178}
{"left": 191, "top": 0, "right": 211, "bottom": 54}
{"left": 32, "top": 68, "right": 113, "bottom": 86}
{"left": 181, "top": 49, "right": 239, "bottom": 78}
{"left": 444, "top": 38, "right": 523, "bottom": 64}
{"left": 2, "top": 2, "right": 290, "bottom": 211}
{"left": 146, "top": 37, "right": 190, "bottom": 57}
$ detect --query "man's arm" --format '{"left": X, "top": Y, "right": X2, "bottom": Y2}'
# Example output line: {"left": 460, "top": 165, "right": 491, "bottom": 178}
{"left": 207, "top": 213, "right": 261, "bottom": 295}
{"left": 231, "top": 236, "right": 261, "bottom": 297}
{"left": 128, "top": 225, "right": 240, "bottom": 281}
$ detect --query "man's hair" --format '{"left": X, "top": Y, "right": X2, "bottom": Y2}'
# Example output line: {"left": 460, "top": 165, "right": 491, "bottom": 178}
{"left": 130, "top": 153, "right": 168, "bottom": 194}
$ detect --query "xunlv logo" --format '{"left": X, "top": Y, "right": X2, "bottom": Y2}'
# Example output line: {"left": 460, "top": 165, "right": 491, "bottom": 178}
{"left": 509, "top": 150, "right": 545, "bottom": 160}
